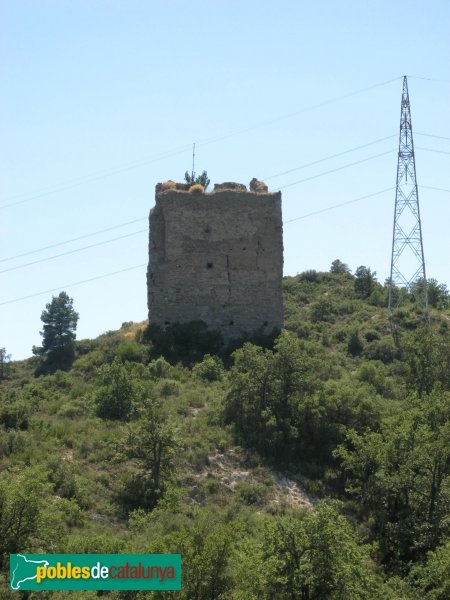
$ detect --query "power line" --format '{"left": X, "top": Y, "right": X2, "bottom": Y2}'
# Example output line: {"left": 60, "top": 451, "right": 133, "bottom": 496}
{"left": 416, "top": 146, "right": 450, "bottom": 155}
{"left": 0, "top": 147, "right": 191, "bottom": 210}
{"left": 273, "top": 149, "right": 395, "bottom": 191}
{"left": 0, "top": 136, "right": 445, "bottom": 270}
{"left": 416, "top": 132, "right": 450, "bottom": 141}
{"left": 0, "top": 229, "right": 147, "bottom": 275}
{"left": 0, "top": 156, "right": 445, "bottom": 274}
{"left": 420, "top": 185, "right": 450, "bottom": 193}
{"left": 0, "top": 264, "right": 148, "bottom": 306}
{"left": 1, "top": 76, "right": 402, "bottom": 211}
{"left": 284, "top": 188, "right": 394, "bottom": 223}
{"left": 195, "top": 77, "right": 402, "bottom": 148}
{"left": 0, "top": 217, "right": 148, "bottom": 264}
{"left": 0, "top": 138, "right": 398, "bottom": 264}
{"left": 0, "top": 189, "right": 392, "bottom": 303}
{"left": 407, "top": 75, "right": 450, "bottom": 84}
{"left": 2, "top": 182, "right": 444, "bottom": 305}
{"left": 2, "top": 151, "right": 445, "bottom": 270}
{"left": 263, "top": 134, "right": 396, "bottom": 181}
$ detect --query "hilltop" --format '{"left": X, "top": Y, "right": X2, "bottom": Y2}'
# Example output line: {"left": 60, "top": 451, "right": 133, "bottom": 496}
{"left": 0, "top": 265, "right": 449, "bottom": 599}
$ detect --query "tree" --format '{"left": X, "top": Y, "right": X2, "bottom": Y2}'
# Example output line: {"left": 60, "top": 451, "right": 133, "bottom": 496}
{"left": 184, "top": 170, "right": 210, "bottom": 190}
{"left": 402, "top": 326, "right": 450, "bottom": 397}
{"left": 34, "top": 291, "right": 79, "bottom": 374}
{"left": 336, "top": 390, "right": 450, "bottom": 568}
{"left": 224, "top": 332, "right": 320, "bottom": 461}
{"left": 0, "top": 347, "right": 11, "bottom": 380}
{"left": 0, "top": 468, "right": 44, "bottom": 567}
{"left": 94, "top": 357, "right": 141, "bottom": 420}
{"left": 411, "top": 277, "right": 450, "bottom": 309}
{"left": 347, "top": 330, "right": 363, "bottom": 356}
{"left": 330, "top": 259, "right": 350, "bottom": 274}
{"left": 119, "top": 399, "right": 177, "bottom": 511}
{"left": 412, "top": 539, "right": 450, "bottom": 600}
{"left": 354, "top": 266, "right": 377, "bottom": 299}
{"left": 263, "top": 502, "right": 379, "bottom": 599}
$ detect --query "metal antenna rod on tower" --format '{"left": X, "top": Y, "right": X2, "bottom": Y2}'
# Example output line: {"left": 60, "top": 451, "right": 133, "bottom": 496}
{"left": 388, "top": 76, "right": 429, "bottom": 326}
{"left": 192, "top": 143, "right": 196, "bottom": 180}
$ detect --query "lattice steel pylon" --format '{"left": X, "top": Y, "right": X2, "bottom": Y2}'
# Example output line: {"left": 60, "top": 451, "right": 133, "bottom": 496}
{"left": 388, "top": 75, "right": 429, "bottom": 325}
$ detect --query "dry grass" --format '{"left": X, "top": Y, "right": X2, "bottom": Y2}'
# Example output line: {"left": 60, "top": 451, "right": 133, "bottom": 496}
{"left": 161, "top": 180, "right": 177, "bottom": 190}
{"left": 189, "top": 183, "right": 205, "bottom": 194}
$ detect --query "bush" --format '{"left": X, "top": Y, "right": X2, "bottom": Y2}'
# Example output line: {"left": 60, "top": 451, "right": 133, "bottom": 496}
{"left": 364, "top": 330, "right": 380, "bottom": 342}
{"left": 192, "top": 354, "right": 224, "bottom": 382}
{"left": 185, "top": 170, "right": 210, "bottom": 190}
{"left": 158, "top": 379, "right": 180, "bottom": 398}
{"left": 235, "top": 481, "right": 267, "bottom": 506}
{"left": 189, "top": 183, "right": 204, "bottom": 193}
{"left": 310, "top": 298, "right": 335, "bottom": 323}
{"left": 334, "top": 329, "right": 347, "bottom": 343}
{"left": 72, "top": 350, "right": 104, "bottom": 378}
{"left": 115, "top": 341, "right": 144, "bottom": 363}
{"left": 364, "top": 338, "right": 397, "bottom": 364}
{"left": 48, "top": 460, "right": 77, "bottom": 499}
{"left": 148, "top": 356, "right": 173, "bottom": 379}
{"left": 298, "top": 269, "right": 320, "bottom": 282}
{"left": 0, "top": 429, "right": 29, "bottom": 457}
{"left": 160, "top": 180, "right": 176, "bottom": 190}
{"left": 347, "top": 330, "right": 363, "bottom": 356}
{"left": 0, "top": 468, "right": 44, "bottom": 563}
{"left": 94, "top": 358, "right": 141, "bottom": 420}
{"left": 0, "top": 401, "right": 29, "bottom": 430}
{"left": 145, "top": 321, "right": 223, "bottom": 365}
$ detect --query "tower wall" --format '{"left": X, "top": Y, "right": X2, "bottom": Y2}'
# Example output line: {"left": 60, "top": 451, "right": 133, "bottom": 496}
{"left": 147, "top": 185, "right": 283, "bottom": 339}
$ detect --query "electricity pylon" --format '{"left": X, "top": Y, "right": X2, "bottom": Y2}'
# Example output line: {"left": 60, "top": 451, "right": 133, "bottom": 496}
{"left": 388, "top": 75, "right": 429, "bottom": 326}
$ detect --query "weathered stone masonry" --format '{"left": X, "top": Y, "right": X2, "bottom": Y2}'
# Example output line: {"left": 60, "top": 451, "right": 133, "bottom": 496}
{"left": 147, "top": 182, "right": 283, "bottom": 340}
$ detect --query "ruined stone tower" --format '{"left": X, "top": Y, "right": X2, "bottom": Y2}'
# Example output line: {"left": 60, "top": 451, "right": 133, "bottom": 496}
{"left": 147, "top": 181, "right": 283, "bottom": 340}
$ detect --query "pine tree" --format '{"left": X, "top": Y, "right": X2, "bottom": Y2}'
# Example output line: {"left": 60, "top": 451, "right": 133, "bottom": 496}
{"left": 34, "top": 291, "right": 79, "bottom": 374}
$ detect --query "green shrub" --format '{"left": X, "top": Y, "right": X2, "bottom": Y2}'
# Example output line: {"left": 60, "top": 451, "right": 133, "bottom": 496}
{"left": 58, "top": 399, "right": 88, "bottom": 419}
{"left": 347, "top": 330, "right": 363, "bottom": 356}
{"left": 145, "top": 321, "right": 223, "bottom": 365}
{"left": 148, "top": 356, "right": 173, "bottom": 379}
{"left": 364, "top": 338, "right": 397, "bottom": 364}
{"left": 72, "top": 350, "right": 105, "bottom": 377}
{"left": 158, "top": 379, "right": 180, "bottom": 398}
{"left": 290, "top": 322, "right": 312, "bottom": 339}
{"left": 334, "top": 329, "right": 347, "bottom": 342}
{"left": 115, "top": 341, "right": 144, "bottom": 363}
{"left": 94, "top": 358, "right": 141, "bottom": 420}
{"left": 364, "top": 329, "right": 380, "bottom": 342}
{"left": 310, "top": 298, "right": 335, "bottom": 322}
{"left": 298, "top": 269, "right": 320, "bottom": 282}
{"left": 0, "top": 468, "right": 44, "bottom": 562}
{"left": 0, "top": 401, "right": 29, "bottom": 430}
{"left": 192, "top": 354, "right": 225, "bottom": 382}
{"left": 235, "top": 481, "right": 267, "bottom": 506}
{"left": 48, "top": 460, "right": 77, "bottom": 499}
{"left": 185, "top": 169, "right": 210, "bottom": 190}
{"left": 0, "top": 429, "right": 29, "bottom": 457}
{"left": 57, "top": 497, "right": 85, "bottom": 527}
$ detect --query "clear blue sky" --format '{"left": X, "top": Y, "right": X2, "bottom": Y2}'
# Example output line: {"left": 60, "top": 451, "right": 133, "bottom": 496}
{"left": 1, "top": 0, "right": 449, "bottom": 359}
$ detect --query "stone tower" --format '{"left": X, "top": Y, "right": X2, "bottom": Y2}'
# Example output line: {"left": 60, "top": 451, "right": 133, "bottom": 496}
{"left": 147, "top": 180, "right": 283, "bottom": 340}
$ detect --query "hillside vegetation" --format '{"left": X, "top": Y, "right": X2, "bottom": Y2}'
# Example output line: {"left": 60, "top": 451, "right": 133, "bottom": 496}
{"left": 1, "top": 264, "right": 449, "bottom": 599}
